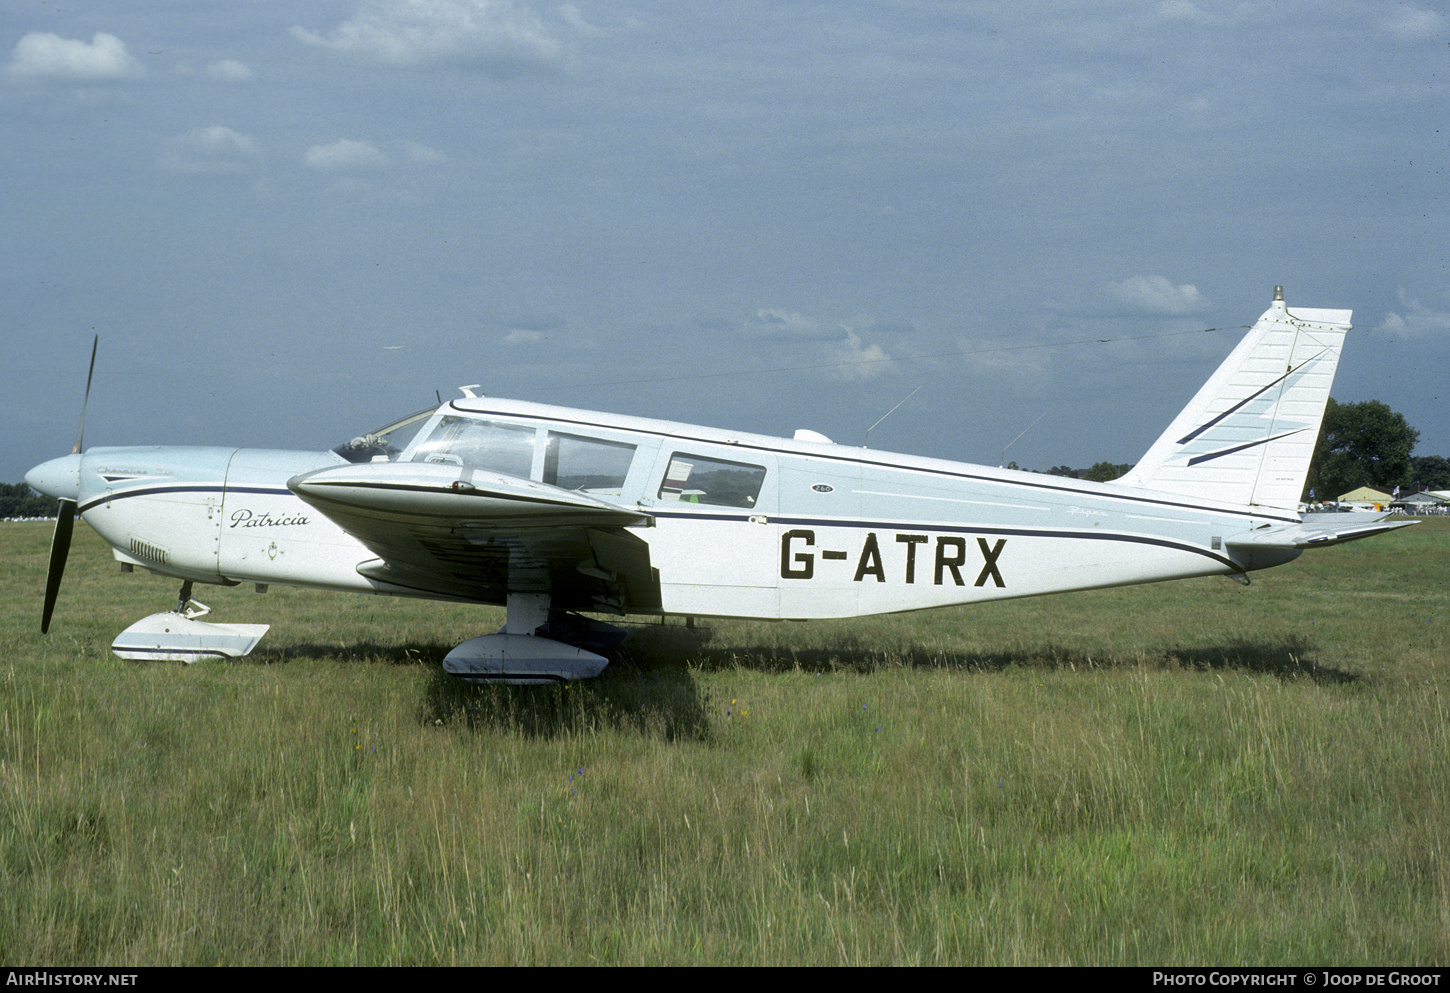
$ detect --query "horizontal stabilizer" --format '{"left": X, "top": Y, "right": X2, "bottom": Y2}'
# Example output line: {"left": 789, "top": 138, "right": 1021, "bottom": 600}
{"left": 1225, "top": 513, "right": 1418, "bottom": 551}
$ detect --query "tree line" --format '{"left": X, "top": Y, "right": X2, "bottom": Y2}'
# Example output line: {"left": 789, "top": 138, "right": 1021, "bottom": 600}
{"left": 1303, "top": 399, "right": 1447, "bottom": 499}
{"left": 0, "top": 482, "right": 58, "bottom": 518}
{"left": 1016, "top": 398, "right": 1446, "bottom": 499}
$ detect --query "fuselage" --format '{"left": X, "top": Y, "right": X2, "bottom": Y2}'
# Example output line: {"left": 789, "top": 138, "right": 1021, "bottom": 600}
{"left": 29, "top": 397, "right": 1297, "bottom": 621}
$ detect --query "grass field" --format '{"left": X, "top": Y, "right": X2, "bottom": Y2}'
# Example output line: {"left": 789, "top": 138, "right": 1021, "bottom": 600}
{"left": 2, "top": 518, "right": 1446, "bottom": 965}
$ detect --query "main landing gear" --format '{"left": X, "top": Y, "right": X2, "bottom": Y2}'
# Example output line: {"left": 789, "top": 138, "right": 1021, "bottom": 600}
{"left": 441, "top": 592, "right": 624, "bottom": 685}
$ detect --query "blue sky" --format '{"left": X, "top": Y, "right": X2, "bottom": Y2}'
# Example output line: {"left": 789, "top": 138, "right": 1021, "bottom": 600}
{"left": 5, "top": 1, "right": 1447, "bottom": 486}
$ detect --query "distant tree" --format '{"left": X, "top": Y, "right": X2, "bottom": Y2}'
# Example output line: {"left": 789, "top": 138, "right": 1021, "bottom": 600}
{"left": 1409, "top": 454, "right": 1450, "bottom": 491}
{"left": 1044, "top": 465, "right": 1079, "bottom": 478}
{"left": 1304, "top": 399, "right": 1418, "bottom": 500}
{"left": 0, "top": 482, "right": 58, "bottom": 518}
{"left": 1082, "top": 462, "right": 1133, "bottom": 483}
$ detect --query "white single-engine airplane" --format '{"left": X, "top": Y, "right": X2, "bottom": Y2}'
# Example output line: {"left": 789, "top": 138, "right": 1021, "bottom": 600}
{"left": 27, "top": 288, "right": 1415, "bottom": 682}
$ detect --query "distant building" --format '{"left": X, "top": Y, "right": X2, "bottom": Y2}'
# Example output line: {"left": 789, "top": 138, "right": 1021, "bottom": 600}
{"left": 1399, "top": 491, "right": 1448, "bottom": 514}
{"left": 1337, "top": 486, "right": 1394, "bottom": 509}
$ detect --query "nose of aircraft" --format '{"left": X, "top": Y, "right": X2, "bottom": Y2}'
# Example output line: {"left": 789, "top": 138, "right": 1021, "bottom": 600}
{"left": 26, "top": 454, "right": 83, "bottom": 502}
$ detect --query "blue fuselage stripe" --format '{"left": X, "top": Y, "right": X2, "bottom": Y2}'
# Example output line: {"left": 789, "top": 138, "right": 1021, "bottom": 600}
{"left": 79, "top": 483, "right": 286, "bottom": 514}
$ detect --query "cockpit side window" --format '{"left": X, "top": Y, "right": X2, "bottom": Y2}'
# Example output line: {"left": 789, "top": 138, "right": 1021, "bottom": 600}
{"left": 543, "top": 433, "right": 636, "bottom": 494}
{"left": 410, "top": 416, "right": 536, "bottom": 477}
{"left": 332, "top": 409, "right": 435, "bottom": 464}
{"left": 657, "top": 453, "right": 766, "bottom": 508}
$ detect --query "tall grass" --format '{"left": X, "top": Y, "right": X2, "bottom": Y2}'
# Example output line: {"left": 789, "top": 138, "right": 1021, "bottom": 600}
{"left": 1, "top": 519, "right": 1446, "bottom": 964}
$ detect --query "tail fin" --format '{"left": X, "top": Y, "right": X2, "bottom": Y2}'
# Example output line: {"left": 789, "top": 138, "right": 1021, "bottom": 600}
{"left": 1118, "top": 287, "right": 1350, "bottom": 511}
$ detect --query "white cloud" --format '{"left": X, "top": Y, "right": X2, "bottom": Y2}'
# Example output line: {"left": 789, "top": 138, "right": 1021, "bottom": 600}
{"left": 746, "top": 308, "right": 841, "bottom": 342}
{"left": 1378, "top": 289, "right": 1450, "bottom": 338}
{"left": 301, "top": 139, "right": 444, "bottom": 171}
{"left": 559, "top": 4, "right": 606, "bottom": 37}
{"left": 831, "top": 330, "right": 890, "bottom": 382}
{"left": 504, "top": 329, "right": 547, "bottom": 344}
{"left": 159, "top": 126, "right": 260, "bottom": 174}
{"left": 1381, "top": 7, "right": 1444, "bottom": 43}
{"left": 290, "top": 0, "right": 563, "bottom": 73}
{"left": 206, "top": 59, "right": 254, "bottom": 82}
{"left": 744, "top": 309, "right": 891, "bottom": 380}
{"left": 5, "top": 32, "right": 144, "bottom": 81}
{"left": 402, "top": 141, "right": 447, "bottom": 165}
{"left": 1103, "top": 275, "right": 1206, "bottom": 315}
{"left": 304, "top": 139, "right": 389, "bottom": 171}
{"left": 1155, "top": 1, "right": 1216, "bottom": 26}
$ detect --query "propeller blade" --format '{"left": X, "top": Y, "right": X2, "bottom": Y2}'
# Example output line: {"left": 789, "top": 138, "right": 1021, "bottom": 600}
{"left": 73, "top": 335, "right": 97, "bottom": 455}
{"left": 42, "top": 337, "right": 99, "bottom": 633}
{"left": 42, "top": 498, "right": 76, "bottom": 634}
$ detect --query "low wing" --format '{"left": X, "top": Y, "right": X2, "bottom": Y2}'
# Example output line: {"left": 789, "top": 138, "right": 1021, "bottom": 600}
{"left": 288, "top": 462, "right": 660, "bottom": 613}
{"left": 1225, "top": 512, "right": 1418, "bottom": 551}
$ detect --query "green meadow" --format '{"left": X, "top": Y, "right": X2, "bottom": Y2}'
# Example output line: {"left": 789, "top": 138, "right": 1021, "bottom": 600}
{"left": 1, "top": 518, "right": 1446, "bottom": 965}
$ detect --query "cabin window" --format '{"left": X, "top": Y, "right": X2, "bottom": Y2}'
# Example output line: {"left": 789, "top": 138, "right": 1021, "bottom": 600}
{"left": 410, "top": 416, "right": 536, "bottom": 477}
{"left": 543, "top": 433, "right": 636, "bottom": 494}
{"left": 658, "top": 453, "right": 766, "bottom": 508}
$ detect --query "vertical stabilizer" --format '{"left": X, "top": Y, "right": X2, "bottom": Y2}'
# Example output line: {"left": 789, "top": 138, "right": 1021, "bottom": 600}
{"left": 1118, "top": 288, "right": 1350, "bottom": 510}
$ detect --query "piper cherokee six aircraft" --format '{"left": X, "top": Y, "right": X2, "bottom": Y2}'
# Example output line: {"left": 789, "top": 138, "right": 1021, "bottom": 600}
{"left": 27, "top": 287, "right": 1415, "bottom": 683}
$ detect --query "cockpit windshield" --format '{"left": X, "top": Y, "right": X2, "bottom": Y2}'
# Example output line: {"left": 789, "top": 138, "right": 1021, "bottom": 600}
{"left": 401, "top": 415, "right": 639, "bottom": 492}
{"left": 337, "top": 409, "right": 640, "bottom": 493}
{"left": 409, "top": 416, "right": 536, "bottom": 477}
{"left": 331, "top": 409, "right": 436, "bottom": 464}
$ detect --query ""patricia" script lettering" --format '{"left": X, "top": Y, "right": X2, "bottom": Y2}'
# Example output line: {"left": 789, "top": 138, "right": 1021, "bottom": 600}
{"left": 229, "top": 508, "right": 310, "bottom": 528}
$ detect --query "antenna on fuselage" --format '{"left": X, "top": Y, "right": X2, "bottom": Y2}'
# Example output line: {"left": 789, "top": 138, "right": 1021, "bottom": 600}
{"left": 863, "top": 386, "right": 922, "bottom": 448}
{"left": 1000, "top": 411, "right": 1046, "bottom": 468}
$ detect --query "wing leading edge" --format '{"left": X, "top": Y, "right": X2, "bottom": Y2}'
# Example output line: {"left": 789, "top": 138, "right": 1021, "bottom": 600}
{"left": 288, "top": 462, "right": 661, "bottom": 613}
